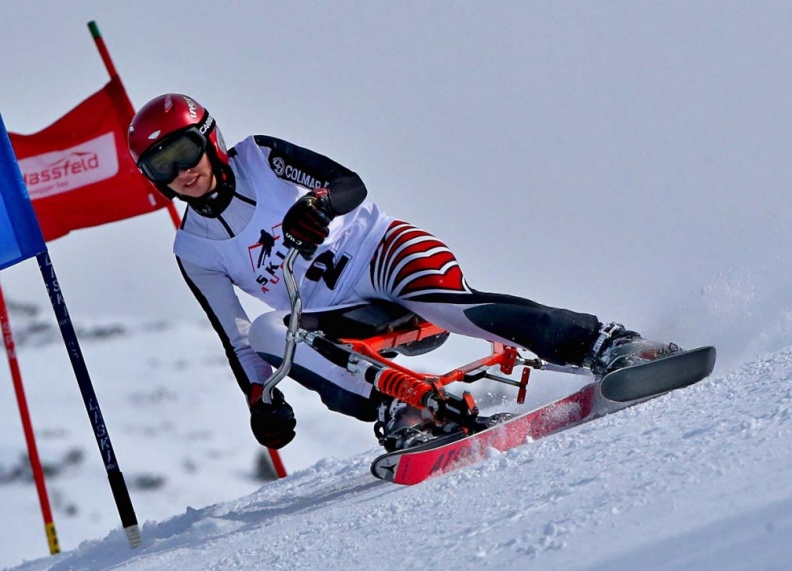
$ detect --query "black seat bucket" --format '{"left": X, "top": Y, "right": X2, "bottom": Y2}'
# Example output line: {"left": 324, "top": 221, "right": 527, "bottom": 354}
{"left": 298, "top": 301, "right": 449, "bottom": 357}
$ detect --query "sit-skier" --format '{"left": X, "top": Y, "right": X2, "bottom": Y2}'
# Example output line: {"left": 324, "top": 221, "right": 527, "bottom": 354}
{"left": 128, "top": 93, "right": 679, "bottom": 452}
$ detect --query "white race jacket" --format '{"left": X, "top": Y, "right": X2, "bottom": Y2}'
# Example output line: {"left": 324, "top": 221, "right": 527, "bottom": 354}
{"left": 174, "top": 135, "right": 393, "bottom": 395}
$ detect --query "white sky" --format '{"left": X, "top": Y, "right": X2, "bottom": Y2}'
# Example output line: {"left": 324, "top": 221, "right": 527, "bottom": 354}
{"left": 1, "top": 1, "right": 791, "bottom": 371}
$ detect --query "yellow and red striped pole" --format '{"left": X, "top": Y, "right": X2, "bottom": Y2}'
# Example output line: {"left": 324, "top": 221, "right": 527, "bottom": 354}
{"left": 0, "top": 281, "right": 60, "bottom": 555}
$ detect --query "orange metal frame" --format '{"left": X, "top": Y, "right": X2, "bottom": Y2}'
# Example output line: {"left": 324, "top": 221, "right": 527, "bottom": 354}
{"left": 337, "top": 317, "right": 530, "bottom": 412}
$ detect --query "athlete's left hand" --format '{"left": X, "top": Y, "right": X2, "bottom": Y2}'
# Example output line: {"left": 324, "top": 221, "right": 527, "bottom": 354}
{"left": 282, "top": 189, "right": 333, "bottom": 259}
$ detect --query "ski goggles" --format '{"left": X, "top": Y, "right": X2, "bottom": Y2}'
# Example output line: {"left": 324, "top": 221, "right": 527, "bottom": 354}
{"left": 137, "top": 128, "right": 207, "bottom": 184}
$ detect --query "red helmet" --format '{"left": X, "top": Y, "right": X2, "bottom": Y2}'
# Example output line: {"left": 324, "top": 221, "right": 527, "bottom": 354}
{"left": 128, "top": 94, "right": 228, "bottom": 190}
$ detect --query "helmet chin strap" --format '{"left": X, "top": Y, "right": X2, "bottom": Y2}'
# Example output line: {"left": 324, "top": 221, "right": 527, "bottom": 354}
{"left": 181, "top": 183, "right": 234, "bottom": 217}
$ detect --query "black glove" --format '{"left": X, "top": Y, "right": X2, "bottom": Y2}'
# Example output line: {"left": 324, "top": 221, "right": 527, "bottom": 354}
{"left": 282, "top": 189, "right": 333, "bottom": 259}
{"left": 249, "top": 387, "right": 297, "bottom": 449}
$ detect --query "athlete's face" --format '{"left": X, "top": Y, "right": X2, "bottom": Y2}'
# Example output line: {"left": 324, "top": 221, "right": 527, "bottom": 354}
{"left": 167, "top": 153, "right": 216, "bottom": 198}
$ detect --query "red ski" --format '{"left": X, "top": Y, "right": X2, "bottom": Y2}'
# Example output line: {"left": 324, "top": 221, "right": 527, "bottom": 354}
{"left": 371, "top": 383, "right": 600, "bottom": 485}
{"left": 371, "top": 346, "right": 716, "bottom": 485}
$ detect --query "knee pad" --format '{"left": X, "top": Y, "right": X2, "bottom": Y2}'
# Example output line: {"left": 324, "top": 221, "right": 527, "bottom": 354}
{"left": 249, "top": 310, "right": 290, "bottom": 356}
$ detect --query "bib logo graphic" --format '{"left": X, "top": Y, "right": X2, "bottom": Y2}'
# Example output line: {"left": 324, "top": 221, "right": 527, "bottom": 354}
{"left": 18, "top": 132, "right": 119, "bottom": 200}
{"left": 247, "top": 225, "right": 350, "bottom": 294}
{"left": 248, "top": 226, "right": 288, "bottom": 293}
{"left": 251, "top": 229, "right": 276, "bottom": 268}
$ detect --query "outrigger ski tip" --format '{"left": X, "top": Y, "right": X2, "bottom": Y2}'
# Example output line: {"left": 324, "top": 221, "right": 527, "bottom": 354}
{"left": 600, "top": 345, "right": 716, "bottom": 402}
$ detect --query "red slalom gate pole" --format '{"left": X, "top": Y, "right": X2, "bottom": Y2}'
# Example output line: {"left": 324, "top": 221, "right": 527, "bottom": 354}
{"left": 87, "top": 21, "right": 287, "bottom": 480}
{"left": 0, "top": 281, "right": 60, "bottom": 555}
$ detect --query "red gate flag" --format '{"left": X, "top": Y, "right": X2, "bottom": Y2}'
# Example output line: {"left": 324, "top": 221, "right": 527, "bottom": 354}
{"left": 8, "top": 76, "right": 169, "bottom": 242}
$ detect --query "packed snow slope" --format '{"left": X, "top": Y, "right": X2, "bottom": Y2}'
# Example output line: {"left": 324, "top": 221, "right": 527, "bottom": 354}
{"left": 2, "top": 305, "right": 791, "bottom": 570}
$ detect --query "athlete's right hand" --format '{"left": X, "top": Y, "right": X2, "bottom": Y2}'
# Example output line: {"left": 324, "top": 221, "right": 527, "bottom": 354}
{"left": 249, "top": 387, "right": 297, "bottom": 449}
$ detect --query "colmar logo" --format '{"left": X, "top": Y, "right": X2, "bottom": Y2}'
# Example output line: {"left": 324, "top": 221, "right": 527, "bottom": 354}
{"left": 18, "top": 132, "right": 119, "bottom": 200}
{"left": 271, "top": 157, "right": 285, "bottom": 176}
{"left": 269, "top": 156, "right": 329, "bottom": 190}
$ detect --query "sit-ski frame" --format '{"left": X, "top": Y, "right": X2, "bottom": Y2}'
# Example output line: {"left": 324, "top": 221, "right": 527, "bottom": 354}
{"left": 262, "top": 250, "right": 586, "bottom": 432}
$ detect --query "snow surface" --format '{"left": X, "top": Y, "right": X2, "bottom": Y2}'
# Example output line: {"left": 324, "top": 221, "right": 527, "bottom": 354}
{"left": 1, "top": 299, "right": 791, "bottom": 571}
